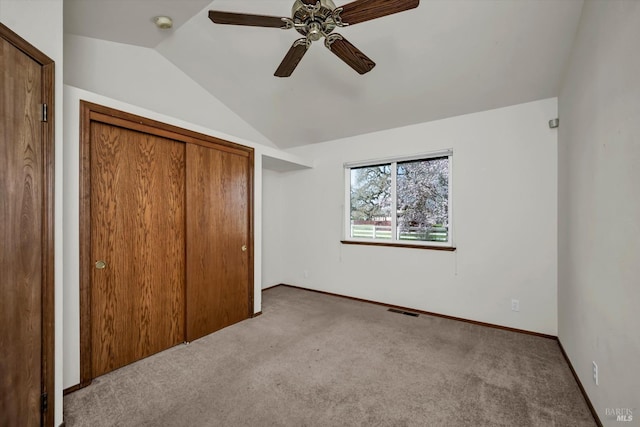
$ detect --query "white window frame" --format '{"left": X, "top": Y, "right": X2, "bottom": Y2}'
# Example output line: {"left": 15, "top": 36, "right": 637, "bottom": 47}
{"left": 344, "top": 150, "right": 453, "bottom": 248}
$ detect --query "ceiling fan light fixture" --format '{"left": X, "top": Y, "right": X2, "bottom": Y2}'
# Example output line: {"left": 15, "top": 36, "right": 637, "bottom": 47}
{"left": 307, "top": 22, "right": 323, "bottom": 41}
{"left": 154, "top": 16, "right": 173, "bottom": 30}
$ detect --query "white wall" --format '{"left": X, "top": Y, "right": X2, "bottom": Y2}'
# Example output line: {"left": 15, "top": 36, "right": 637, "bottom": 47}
{"left": 0, "top": 1, "right": 64, "bottom": 424}
{"left": 64, "top": 34, "right": 275, "bottom": 148}
{"left": 262, "top": 168, "right": 285, "bottom": 289}
{"left": 558, "top": 1, "right": 640, "bottom": 425}
{"left": 272, "top": 98, "right": 558, "bottom": 335}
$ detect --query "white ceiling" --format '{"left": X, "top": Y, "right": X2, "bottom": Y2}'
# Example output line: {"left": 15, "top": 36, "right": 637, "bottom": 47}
{"left": 64, "top": 0, "right": 584, "bottom": 149}
{"left": 64, "top": 0, "right": 213, "bottom": 48}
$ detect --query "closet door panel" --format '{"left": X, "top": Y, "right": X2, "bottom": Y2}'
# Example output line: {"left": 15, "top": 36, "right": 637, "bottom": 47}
{"left": 186, "top": 143, "right": 250, "bottom": 342}
{"left": 90, "top": 122, "right": 186, "bottom": 377}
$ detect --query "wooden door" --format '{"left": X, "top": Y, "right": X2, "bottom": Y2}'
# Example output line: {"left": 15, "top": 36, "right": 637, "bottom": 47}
{"left": 186, "top": 143, "right": 251, "bottom": 342}
{"left": 80, "top": 102, "right": 254, "bottom": 385}
{"left": 90, "top": 122, "right": 186, "bottom": 378}
{"left": 0, "top": 24, "right": 54, "bottom": 426}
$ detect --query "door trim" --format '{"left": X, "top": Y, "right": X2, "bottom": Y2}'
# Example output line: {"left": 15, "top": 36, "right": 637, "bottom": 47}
{"left": 0, "top": 22, "right": 55, "bottom": 427}
{"left": 78, "top": 101, "right": 254, "bottom": 386}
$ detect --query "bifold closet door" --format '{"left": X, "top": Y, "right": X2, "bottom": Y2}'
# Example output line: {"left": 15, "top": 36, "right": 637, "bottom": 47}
{"left": 90, "top": 122, "right": 186, "bottom": 378}
{"left": 186, "top": 143, "right": 251, "bottom": 342}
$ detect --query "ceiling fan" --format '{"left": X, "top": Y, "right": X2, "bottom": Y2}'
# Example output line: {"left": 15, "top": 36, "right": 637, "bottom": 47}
{"left": 209, "top": 0, "right": 420, "bottom": 77}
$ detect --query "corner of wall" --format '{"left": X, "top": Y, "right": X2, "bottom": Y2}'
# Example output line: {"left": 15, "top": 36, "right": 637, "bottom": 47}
{"left": 557, "top": 1, "right": 640, "bottom": 424}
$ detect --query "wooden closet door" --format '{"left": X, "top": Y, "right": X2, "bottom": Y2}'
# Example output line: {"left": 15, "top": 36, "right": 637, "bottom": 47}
{"left": 186, "top": 143, "right": 251, "bottom": 342}
{"left": 90, "top": 122, "right": 186, "bottom": 378}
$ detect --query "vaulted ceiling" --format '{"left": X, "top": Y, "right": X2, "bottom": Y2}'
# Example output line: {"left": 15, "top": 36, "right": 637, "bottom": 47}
{"left": 64, "top": 0, "right": 584, "bottom": 149}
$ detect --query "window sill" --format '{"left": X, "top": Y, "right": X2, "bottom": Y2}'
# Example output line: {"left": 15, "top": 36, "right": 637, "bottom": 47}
{"left": 340, "top": 240, "right": 456, "bottom": 251}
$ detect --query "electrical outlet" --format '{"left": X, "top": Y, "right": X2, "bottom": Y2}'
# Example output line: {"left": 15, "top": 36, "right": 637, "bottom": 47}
{"left": 593, "top": 361, "right": 598, "bottom": 385}
{"left": 511, "top": 299, "right": 520, "bottom": 312}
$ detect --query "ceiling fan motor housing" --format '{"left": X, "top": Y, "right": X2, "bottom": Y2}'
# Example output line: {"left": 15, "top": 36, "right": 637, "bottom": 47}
{"left": 292, "top": 0, "right": 338, "bottom": 40}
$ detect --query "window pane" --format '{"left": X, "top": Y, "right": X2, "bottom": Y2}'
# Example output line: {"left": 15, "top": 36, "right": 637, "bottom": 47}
{"left": 397, "top": 158, "right": 449, "bottom": 242}
{"left": 350, "top": 164, "right": 392, "bottom": 240}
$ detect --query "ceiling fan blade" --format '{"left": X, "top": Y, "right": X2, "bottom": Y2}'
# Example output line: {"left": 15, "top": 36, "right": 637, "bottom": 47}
{"left": 209, "top": 10, "right": 290, "bottom": 29}
{"left": 274, "top": 39, "right": 310, "bottom": 77}
{"left": 339, "top": 0, "right": 419, "bottom": 26}
{"left": 325, "top": 35, "right": 376, "bottom": 75}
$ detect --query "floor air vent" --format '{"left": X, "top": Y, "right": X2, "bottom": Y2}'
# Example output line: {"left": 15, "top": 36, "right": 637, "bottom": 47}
{"left": 388, "top": 308, "right": 419, "bottom": 317}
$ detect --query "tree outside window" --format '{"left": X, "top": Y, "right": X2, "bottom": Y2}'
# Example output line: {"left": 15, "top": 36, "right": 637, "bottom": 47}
{"left": 348, "top": 154, "right": 450, "bottom": 244}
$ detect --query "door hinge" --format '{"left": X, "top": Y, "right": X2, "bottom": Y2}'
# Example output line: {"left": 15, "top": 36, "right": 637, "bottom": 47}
{"left": 41, "top": 103, "right": 48, "bottom": 122}
{"left": 41, "top": 392, "right": 48, "bottom": 413}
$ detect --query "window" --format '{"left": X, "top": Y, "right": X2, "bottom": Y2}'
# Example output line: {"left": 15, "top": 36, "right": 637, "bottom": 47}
{"left": 344, "top": 151, "right": 452, "bottom": 248}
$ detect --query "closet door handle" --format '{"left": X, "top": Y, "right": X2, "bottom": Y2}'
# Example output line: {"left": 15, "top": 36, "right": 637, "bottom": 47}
{"left": 95, "top": 260, "right": 107, "bottom": 269}
{"left": 241, "top": 245, "right": 247, "bottom": 252}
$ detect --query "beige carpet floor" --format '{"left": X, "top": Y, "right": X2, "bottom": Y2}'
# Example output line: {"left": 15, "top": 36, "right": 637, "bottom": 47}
{"left": 64, "top": 285, "right": 596, "bottom": 426}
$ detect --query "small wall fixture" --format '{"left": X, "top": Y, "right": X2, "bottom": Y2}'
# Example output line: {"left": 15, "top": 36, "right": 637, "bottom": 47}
{"left": 154, "top": 16, "right": 173, "bottom": 29}
{"left": 549, "top": 118, "right": 560, "bottom": 129}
